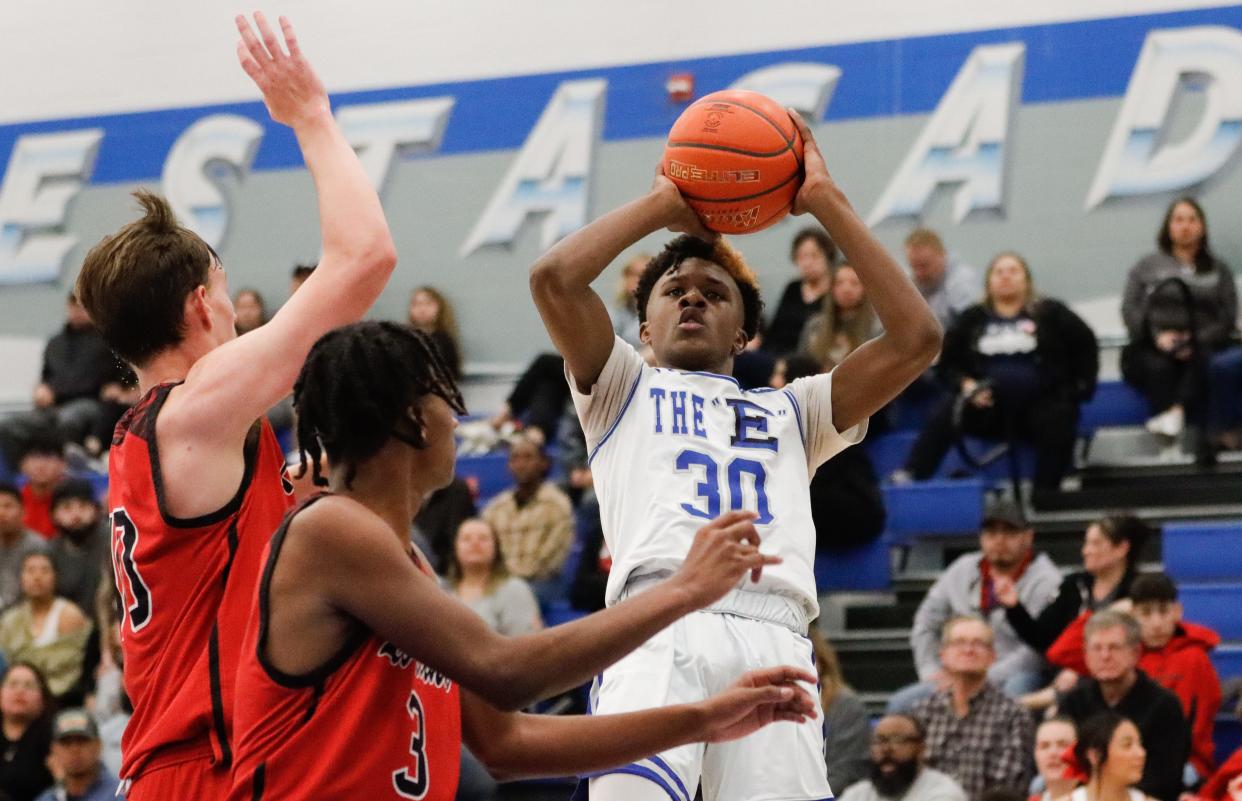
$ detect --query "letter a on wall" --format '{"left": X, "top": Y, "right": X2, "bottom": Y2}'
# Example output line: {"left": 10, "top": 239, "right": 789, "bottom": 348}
{"left": 866, "top": 43, "right": 1025, "bottom": 226}
{"left": 460, "top": 79, "right": 606, "bottom": 256}
{"left": 1086, "top": 26, "right": 1242, "bottom": 209}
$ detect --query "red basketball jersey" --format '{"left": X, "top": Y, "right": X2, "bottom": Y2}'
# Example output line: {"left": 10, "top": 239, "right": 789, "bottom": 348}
{"left": 109, "top": 383, "right": 295, "bottom": 780}
{"left": 230, "top": 497, "right": 462, "bottom": 801}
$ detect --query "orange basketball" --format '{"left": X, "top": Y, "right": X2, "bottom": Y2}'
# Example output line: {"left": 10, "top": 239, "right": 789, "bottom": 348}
{"left": 661, "top": 90, "right": 804, "bottom": 235}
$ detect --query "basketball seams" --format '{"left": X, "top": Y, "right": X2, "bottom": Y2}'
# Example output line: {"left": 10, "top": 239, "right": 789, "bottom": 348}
{"left": 708, "top": 98, "right": 797, "bottom": 147}
{"left": 665, "top": 140, "right": 792, "bottom": 159}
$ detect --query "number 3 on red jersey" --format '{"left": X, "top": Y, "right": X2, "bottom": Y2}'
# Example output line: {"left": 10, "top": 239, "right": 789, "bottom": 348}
{"left": 392, "top": 690, "right": 429, "bottom": 799}
{"left": 111, "top": 508, "right": 153, "bottom": 634}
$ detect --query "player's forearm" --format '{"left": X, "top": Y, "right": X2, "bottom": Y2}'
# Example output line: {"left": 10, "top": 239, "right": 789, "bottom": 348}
{"left": 477, "top": 705, "right": 706, "bottom": 780}
{"left": 490, "top": 582, "right": 695, "bottom": 707}
{"left": 530, "top": 191, "right": 670, "bottom": 299}
{"left": 803, "top": 184, "right": 941, "bottom": 354}
{"left": 293, "top": 108, "right": 396, "bottom": 277}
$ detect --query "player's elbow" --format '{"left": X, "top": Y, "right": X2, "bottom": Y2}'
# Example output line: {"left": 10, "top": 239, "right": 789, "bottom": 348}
{"left": 529, "top": 254, "right": 570, "bottom": 303}
{"left": 469, "top": 738, "right": 525, "bottom": 781}
{"left": 907, "top": 316, "right": 943, "bottom": 368}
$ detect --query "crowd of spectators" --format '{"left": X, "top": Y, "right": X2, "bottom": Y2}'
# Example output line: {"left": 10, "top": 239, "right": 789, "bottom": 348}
{"left": 0, "top": 196, "right": 1240, "bottom": 801}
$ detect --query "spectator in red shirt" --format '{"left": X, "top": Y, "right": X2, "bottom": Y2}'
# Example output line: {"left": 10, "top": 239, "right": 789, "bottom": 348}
{"left": 1130, "top": 573, "right": 1222, "bottom": 781}
{"left": 17, "top": 438, "right": 66, "bottom": 539}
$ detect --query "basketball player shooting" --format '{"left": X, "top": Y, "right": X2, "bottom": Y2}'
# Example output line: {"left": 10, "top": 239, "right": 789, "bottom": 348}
{"left": 74, "top": 14, "right": 397, "bottom": 800}
{"left": 529, "top": 113, "right": 942, "bottom": 801}
{"left": 228, "top": 322, "right": 818, "bottom": 801}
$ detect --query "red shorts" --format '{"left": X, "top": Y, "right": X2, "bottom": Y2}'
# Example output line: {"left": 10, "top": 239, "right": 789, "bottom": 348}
{"left": 127, "top": 755, "right": 230, "bottom": 801}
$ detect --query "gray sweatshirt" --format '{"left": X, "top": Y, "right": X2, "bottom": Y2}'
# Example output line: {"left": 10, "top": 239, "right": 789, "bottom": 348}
{"left": 910, "top": 550, "right": 1062, "bottom": 682}
{"left": 1121, "top": 251, "right": 1237, "bottom": 348}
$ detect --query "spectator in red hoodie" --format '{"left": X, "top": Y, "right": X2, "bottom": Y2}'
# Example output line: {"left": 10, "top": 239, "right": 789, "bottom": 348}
{"left": 17, "top": 437, "right": 67, "bottom": 540}
{"left": 1130, "top": 572, "right": 1222, "bottom": 783}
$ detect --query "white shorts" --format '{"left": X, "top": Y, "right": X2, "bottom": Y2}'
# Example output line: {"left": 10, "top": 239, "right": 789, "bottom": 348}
{"left": 586, "top": 608, "right": 833, "bottom": 801}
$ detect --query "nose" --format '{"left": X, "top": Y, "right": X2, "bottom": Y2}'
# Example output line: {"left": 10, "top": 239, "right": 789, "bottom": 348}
{"left": 679, "top": 288, "right": 706, "bottom": 307}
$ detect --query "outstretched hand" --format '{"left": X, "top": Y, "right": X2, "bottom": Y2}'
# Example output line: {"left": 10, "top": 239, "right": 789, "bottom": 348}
{"left": 235, "top": 13, "right": 330, "bottom": 128}
{"left": 675, "top": 510, "right": 779, "bottom": 609}
{"left": 698, "top": 666, "right": 819, "bottom": 743}
{"left": 787, "top": 109, "right": 836, "bottom": 216}
{"left": 651, "top": 170, "right": 718, "bottom": 242}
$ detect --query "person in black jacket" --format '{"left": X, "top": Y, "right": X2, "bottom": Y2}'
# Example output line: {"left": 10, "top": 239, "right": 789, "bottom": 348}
{"left": 994, "top": 514, "right": 1151, "bottom": 652}
{"left": 899, "top": 252, "right": 1099, "bottom": 491}
{"left": 764, "top": 227, "right": 838, "bottom": 358}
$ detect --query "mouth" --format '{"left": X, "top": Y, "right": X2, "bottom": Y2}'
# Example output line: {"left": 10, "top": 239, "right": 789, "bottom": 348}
{"left": 678, "top": 309, "right": 705, "bottom": 331}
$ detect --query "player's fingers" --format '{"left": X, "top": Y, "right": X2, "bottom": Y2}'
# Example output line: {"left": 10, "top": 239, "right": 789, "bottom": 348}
{"left": 718, "top": 519, "right": 761, "bottom": 545}
{"left": 707, "top": 509, "right": 758, "bottom": 531}
{"left": 254, "top": 11, "right": 286, "bottom": 59}
{"left": 278, "top": 16, "right": 302, "bottom": 58}
{"left": 750, "top": 665, "right": 817, "bottom": 687}
{"left": 787, "top": 108, "right": 819, "bottom": 150}
{"left": 236, "top": 42, "right": 262, "bottom": 80}
{"left": 235, "top": 15, "right": 272, "bottom": 64}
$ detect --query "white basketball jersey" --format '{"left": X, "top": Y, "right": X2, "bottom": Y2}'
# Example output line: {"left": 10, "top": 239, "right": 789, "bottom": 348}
{"left": 570, "top": 337, "right": 866, "bottom": 619}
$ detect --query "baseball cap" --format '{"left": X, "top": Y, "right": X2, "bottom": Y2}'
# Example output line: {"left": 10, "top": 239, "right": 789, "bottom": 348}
{"left": 981, "top": 497, "right": 1027, "bottom": 530}
{"left": 52, "top": 708, "right": 99, "bottom": 741}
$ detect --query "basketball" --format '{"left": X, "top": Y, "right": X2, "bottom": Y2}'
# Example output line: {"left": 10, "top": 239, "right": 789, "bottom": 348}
{"left": 661, "top": 89, "right": 804, "bottom": 235}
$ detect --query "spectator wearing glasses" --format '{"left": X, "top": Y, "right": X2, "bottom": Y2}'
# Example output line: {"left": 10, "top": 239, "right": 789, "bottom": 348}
{"left": 838, "top": 713, "right": 968, "bottom": 801}
{"left": 911, "top": 616, "right": 1035, "bottom": 799}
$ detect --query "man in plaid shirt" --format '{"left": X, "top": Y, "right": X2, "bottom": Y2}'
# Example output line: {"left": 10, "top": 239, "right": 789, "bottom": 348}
{"left": 911, "top": 616, "right": 1035, "bottom": 798}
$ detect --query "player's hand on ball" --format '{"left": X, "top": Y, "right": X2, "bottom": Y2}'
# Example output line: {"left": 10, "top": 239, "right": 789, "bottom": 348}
{"left": 677, "top": 509, "right": 779, "bottom": 607}
{"left": 235, "top": 13, "right": 330, "bottom": 128}
{"left": 787, "top": 109, "right": 836, "bottom": 216}
{"left": 698, "top": 666, "right": 819, "bottom": 743}
{"left": 651, "top": 170, "right": 718, "bottom": 243}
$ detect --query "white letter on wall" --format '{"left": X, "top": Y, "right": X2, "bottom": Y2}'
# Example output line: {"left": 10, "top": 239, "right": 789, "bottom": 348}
{"left": 337, "top": 97, "right": 455, "bottom": 194}
{"left": 460, "top": 79, "right": 606, "bottom": 256}
{"left": 867, "top": 43, "right": 1025, "bottom": 226}
{"left": 1086, "top": 26, "right": 1242, "bottom": 209}
{"left": 161, "top": 114, "right": 264, "bottom": 249}
{"left": 0, "top": 130, "right": 103, "bottom": 285}
{"left": 731, "top": 63, "right": 841, "bottom": 120}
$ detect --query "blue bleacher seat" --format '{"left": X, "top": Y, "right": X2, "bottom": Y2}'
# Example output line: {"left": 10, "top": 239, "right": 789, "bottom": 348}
{"left": 1078, "top": 380, "right": 1148, "bottom": 435}
{"left": 455, "top": 452, "right": 510, "bottom": 504}
{"left": 866, "top": 431, "right": 916, "bottom": 478}
{"left": 940, "top": 438, "right": 1036, "bottom": 482}
{"left": 1163, "top": 521, "right": 1242, "bottom": 583}
{"left": 542, "top": 599, "right": 586, "bottom": 626}
{"left": 1214, "top": 717, "right": 1242, "bottom": 765}
{"left": 1212, "top": 644, "right": 1242, "bottom": 681}
{"left": 814, "top": 541, "right": 890, "bottom": 592}
{"left": 882, "top": 478, "right": 986, "bottom": 543}
{"left": 1179, "top": 584, "right": 1242, "bottom": 640}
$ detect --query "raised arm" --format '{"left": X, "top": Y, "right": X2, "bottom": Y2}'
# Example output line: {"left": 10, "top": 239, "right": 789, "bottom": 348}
{"left": 786, "top": 112, "right": 942, "bottom": 432}
{"left": 305, "top": 504, "right": 775, "bottom": 710}
{"left": 172, "top": 13, "right": 396, "bottom": 439}
{"left": 461, "top": 666, "right": 817, "bottom": 780}
{"left": 530, "top": 176, "right": 714, "bottom": 391}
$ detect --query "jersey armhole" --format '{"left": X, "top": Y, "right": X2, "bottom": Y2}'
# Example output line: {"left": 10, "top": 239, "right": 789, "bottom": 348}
{"left": 256, "top": 496, "right": 370, "bottom": 690}
{"left": 148, "top": 384, "right": 264, "bottom": 529}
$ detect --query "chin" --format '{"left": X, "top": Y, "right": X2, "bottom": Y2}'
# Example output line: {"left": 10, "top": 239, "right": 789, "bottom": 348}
{"left": 661, "top": 343, "right": 726, "bottom": 373}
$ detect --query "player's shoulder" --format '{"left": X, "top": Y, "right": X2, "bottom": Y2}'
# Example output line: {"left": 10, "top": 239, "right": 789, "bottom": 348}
{"left": 284, "top": 495, "right": 398, "bottom": 557}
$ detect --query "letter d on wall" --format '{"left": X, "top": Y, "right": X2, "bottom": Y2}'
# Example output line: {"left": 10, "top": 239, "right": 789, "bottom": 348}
{"left": 1086, "top": 26, "right": 1242, "bottom": 209}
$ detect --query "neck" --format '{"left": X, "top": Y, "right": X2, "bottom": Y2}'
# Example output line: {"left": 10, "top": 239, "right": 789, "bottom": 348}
{"left": 1092, "top": 564, "right": 1126, "bottom": 598}
{"left": 951, "top": 674, "right": 987, "bottom": 714}
{"left": 514, "top": 481, "right": 541, "bottom": 503}
{"left": 1099, "top": 670, "right": 1138, "bottom": 705}
{"left": 1089, "top": 774, "right": 1131, "bottom": 801}
{"left": 1172, "top": 244, "right": 1198, "bottom": 266}
{"left": 804, "top": 274, "right": 829, "bottom": 293}
{"left": 992, "top": 297, "right": 1024, "bottom": 316}
{"left": 1, "top": 716, "right": 30, "bottom": 741}
{"left": 28, "top": 596, "right": 53, "bottom": 614}
{"left": 137, "top": 345, "right": 208, "bottom": 392}
{"left": 331, "top": 449, "right": 423, "bottom": 547}
{"left": 0, "top": 527, "right": 21, "bottom": 547}
{"left": 1047, "top": 778, "right": 1077, "bottom": 799}
{"left": 459, "top": 564, "right": 492, "bottom": 584}
{"left": 990, "top": 560, "right": 1025, "bottom": 580}
{"left": 63, "top": 767, "right": 99, "bottom": 795}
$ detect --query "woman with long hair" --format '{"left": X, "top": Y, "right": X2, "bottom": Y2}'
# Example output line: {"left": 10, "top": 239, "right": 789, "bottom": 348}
{"left": 799, "top": 263, "right": 882, "bottom": 370}
{"left": 766, "top": 227, "right": 838, "bottom": 357}
{"left": 899, "top": 251, "right": 1098, "bottom": 490}
{"left": 610, "top": 254, "right": 650, "bottom": 348}
{"left": 233, "top": 288, "right": 268, "bottom": 335}
{"left": 445, "top": 517, "right": 543, "bottom": 637}
{"left": 0, "top": 661, "right": 55, "bottom": 801}
{"left": 809, "top": 625, "right": 870, "bottom": 794}
{"left": 408, "top": 285, "right": 463, "bottom": 380}
{"left": 1066, "top": 712, "right": 1153, "bottom": 801}
{"left": 1121, "top": 198, "right": 1240, "bottom": 456}
{"left": 0, "top": 552, "right": 91, "bottom": 700}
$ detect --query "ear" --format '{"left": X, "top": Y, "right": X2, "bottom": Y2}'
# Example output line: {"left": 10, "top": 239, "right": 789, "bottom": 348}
{"left": 187, "top": 286, "right": 213, "bottom": 332}
{"left": 639, "top": 320, "right": 652, "bottom": 346}
{"left": 733, "top": 329, "right": 748, "bottom": 356}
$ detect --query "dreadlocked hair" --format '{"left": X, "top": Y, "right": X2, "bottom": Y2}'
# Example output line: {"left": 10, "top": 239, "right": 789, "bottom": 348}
{"left": 634, "top": 235, "right": 764, "bottom": 340}
{"left": 293, "top": 321, "right": 465, "bottom": 489}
